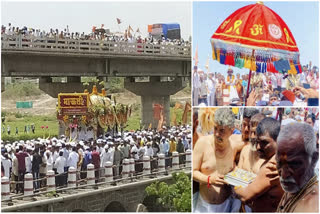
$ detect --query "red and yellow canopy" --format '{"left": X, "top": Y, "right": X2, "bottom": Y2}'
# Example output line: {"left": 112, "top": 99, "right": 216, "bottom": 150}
{"left": 211, "top": 2, "right": 301, "bottom": 74}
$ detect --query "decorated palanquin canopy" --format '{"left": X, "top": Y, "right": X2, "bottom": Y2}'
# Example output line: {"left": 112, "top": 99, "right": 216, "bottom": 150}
{"left": 211, "top": 2, "right": 301, "bottom": 74}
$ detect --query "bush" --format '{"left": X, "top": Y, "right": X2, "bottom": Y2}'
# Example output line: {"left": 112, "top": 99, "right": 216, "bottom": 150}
{"left": 107, "top": 77, "right": 125, "bottom": 93}
{"left": 2, "top": 82, "right": 43, "bottom": 99}
{"left": 145, "top": 172, "right": 191, "bottom": 212}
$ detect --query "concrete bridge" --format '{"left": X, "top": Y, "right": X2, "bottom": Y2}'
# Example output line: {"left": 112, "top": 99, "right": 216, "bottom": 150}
{"left": 2, "top": 172, "right": 190, "bottom": 212}
{"left": 1, "top": 152, "right": 191, "bottom": 212}
{"left": 1, "top": 34, "right": 191, "bottom": 127}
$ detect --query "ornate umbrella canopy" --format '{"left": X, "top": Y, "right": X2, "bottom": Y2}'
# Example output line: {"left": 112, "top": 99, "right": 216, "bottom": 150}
{"left": 211, "top": 2, "right": 301, "bottom": 74}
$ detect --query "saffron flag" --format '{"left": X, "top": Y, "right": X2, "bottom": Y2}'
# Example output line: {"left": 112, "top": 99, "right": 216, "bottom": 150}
{"left": 182, "top": 102, "right": 191, "bottom": 125}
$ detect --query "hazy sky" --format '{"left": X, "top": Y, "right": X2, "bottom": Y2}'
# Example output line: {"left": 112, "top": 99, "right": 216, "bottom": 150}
{"left": 193, "top": 1, "right": 319, "bottom": 77}
{"left": 1, "top": 1, "right": 192, "bottom": 39}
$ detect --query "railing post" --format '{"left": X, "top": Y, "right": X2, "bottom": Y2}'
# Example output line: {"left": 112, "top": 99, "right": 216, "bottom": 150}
{"left": 158, "top": 153, "right": 165, "bottom": 173}
{"left": 172, "top": 151, "right": 179, "bottom": 170}
{"left": 186, "top": 149, "right": 192, "bottom": 168}
{"left": 18, "top": 34, "right": 22, "bottom": 48}
{"left": 24, "top": 173, "right": 33, "bottom": 196}
{"left": 46, "top": 170, "right": 56, "bottom": 192}
{"left": 129, "top": 158, "right": 135, "bottom": 177}
{"left": 1, "top": 177, "right": 10, "bottom": 200}
{"left": 105, "top": 161, "right": 113, "bottom": 183}
{"left": 86, "top": 164, "right": 95, "bottom": 185}
{"left": 143, "top": 156, "right": 151, "bottom": 176}
{"left": 122, "top": 159, "right": 130, "bottom": 179}
{"left": 67, "top": 167, "right": 77, "bottom": 188}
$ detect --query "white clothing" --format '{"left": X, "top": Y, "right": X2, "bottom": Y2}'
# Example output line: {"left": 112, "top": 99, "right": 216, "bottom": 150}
{"left": 54, "top": 156, "right": 66, "bottom": 174}
{"left": 25, "top": 154, "right": 32, "bottom": 173}
{"left": 193, "top": 88, "right": 200, "bottom": 106}
{"left": 271, "top": 74, "right": 278, "bottom": 89}
{"left": 130, "top": 145, "right": 139, "bottom": 160}
{"left": 159, "top": 143, "right": 165, "bottom": 154}
{"left": 193, "top": 192, "right": 241, "bottom": 213}
{"left": 52, "top": 151, "right": 59, "bottom": 164}
{"left": 145, "top": 147, "right": 154, "bottom": 157}
{"left": 62, "top": 148, "right": 69, "bottom": 167}
{"left": 226, "top": 76, "right": 239, "bottom": 101}
{"left": 67, "top": 151, "right": 79, "bottom": 169}
{"left": 101, "top": 150, "right": 114, "bottom": 166}
{"left": 1, "top": 157, "right": 12, "bottom": 178}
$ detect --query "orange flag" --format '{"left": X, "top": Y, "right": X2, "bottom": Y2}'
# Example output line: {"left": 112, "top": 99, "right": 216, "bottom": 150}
{"left": 182, "top": 102, "right": 191, "bottom": 125}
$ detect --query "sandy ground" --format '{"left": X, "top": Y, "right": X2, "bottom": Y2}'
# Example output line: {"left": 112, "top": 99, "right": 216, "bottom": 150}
{"left": 1, "top": 89, "right": 191, "bottom": 116}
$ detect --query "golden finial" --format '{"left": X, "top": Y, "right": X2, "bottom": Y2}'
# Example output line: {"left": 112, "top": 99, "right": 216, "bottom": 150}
{"left": 257, "top": 1, "right": 264, "bottom": 5}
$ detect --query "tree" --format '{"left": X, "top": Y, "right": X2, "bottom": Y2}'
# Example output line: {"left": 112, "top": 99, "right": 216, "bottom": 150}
{"left": 145, "top": 172, "right": 191, "bottom": 212}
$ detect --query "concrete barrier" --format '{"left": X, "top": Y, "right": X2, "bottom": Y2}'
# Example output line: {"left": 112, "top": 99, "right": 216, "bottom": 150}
{"left": 186, "top": 149, "right": 191, "bottom": 168}
{"left": 1, "top": 177, "right": 10, "bottom": 200}
{"left": 68, "top": 167, "right": 77, "bottom": 188}
{"left": 46, "top": 170, "right": 56, "bottom": 192}
{"left": 158, "top": 153, "right": 165, "bottom": 173}
{"left": 87, "top": 164, "right": 95, "bottom": 185}
{"left": 104, "top": 162, "right": 113, "bottom": 183}
{"left": 172, "top": 152, "right": 179, "bottom": 170}
{"left": 143, "top": 156, "right": 151, "bottom": 176}
{"left": 129, "top": 158, "right": 135, "bottom": 177}
{"left": 24, "top": 173, "right": 33, "bottom": 196}
{"left": 122, "top": 159, "right": 130, "bottom": 179}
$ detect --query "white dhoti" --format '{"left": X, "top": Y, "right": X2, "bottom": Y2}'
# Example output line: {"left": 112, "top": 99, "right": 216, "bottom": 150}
{"left": 207, "top": 91, "right": 215, "bottom": 106}
{"left": 229, "top": 86, "right": 239, "bottom": 101}
{"left": 193, "top": 192, "right": 241, "bottom": 213}
{"left": 193, "top": 88, "right": 200, "bottom": 106}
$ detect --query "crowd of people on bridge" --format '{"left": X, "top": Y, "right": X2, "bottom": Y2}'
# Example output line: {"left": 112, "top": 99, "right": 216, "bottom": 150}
{"left": 1, "top": 125, "right": 191, "bottom": 193}
{"left": 193, "top": 107, "right": 319, "bottom": 212}
{"left": 1, "top": 23, "right": 190, "bottom": 47}
{"left": 193, "top": 63, "right": 319, "bottom": 107}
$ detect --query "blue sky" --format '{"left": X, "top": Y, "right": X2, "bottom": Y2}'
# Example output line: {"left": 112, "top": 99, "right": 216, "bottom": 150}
{"left": 193, "top": 1, "right": 319, "bottom": 77}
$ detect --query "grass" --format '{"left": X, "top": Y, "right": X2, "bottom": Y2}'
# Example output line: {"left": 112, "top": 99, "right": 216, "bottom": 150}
{"left": 1, "top": 113, "right": 58, "bottom": 142}
{"left": 1, "top": 106, "right": 190, "bottom": 142}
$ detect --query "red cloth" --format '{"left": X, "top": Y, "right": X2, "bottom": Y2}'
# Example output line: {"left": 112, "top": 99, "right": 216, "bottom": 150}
{"left": 91, "top": 151, "right": 100, "bottom": 169}
{"left": 211, "top": 3, "right": 299, "bottom": 53}
{"left": 282, "top": 90, "right": 295, "bottom": 103}
{"left": 16, "top": 152, "right": 28, "bottom": 172}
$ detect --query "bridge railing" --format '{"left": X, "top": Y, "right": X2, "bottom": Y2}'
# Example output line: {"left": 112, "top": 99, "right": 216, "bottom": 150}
{"left": 1, "top": 150, "right": 191, "bottom": 202}
{"left": 1, "top": 34, "right": 191, "bottom": 56}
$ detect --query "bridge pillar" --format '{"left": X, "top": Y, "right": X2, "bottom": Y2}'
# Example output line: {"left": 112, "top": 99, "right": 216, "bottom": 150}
{"left": 124, "top": 77, "right": 187, "bottom": 128}
{"left": 1, "top": 77, "right": 5, "bottom": 92}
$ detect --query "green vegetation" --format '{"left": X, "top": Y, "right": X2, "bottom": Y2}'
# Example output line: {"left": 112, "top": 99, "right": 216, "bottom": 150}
{"left": 107, "top": 77, "right": 125, "bottom": 93}
{"left": 1, "top": 112, "right": 58, "bottom": 142}
{"left": 145, "top": 172, "right": 191, "bottom": 212}
{"left": 2, "top": 82, "right": 42, "bottom": 100}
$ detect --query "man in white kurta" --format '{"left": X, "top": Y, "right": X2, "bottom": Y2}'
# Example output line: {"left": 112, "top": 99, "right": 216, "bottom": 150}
{"left": 206, "top": 72, "right": 216, "bottom": 106}
{"left": 225, "top": 68, "right": 239, "bottom": 102}
{"left": 193, "top": 66, "right": 201, "bottom": 106}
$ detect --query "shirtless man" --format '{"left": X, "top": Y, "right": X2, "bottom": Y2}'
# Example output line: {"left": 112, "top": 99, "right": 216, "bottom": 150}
{"left": 234, "top": 117, "right": 284, "bottom": 212}
{"left": 193, "top": 108, "right": 243, "bottom": 212}
{"left": 276, "top": 123, "right": 319, "bottom": 212}
{"left": 231, "top": 108, "right": 259, "bottom": 164}
{"left": 238, "top": 113, "right": 266, "bottom": 174}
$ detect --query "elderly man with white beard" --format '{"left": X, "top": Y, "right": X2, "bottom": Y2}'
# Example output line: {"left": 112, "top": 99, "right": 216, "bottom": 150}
{"left": 276, "top": 123, "right": 319, "bottom": 212}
